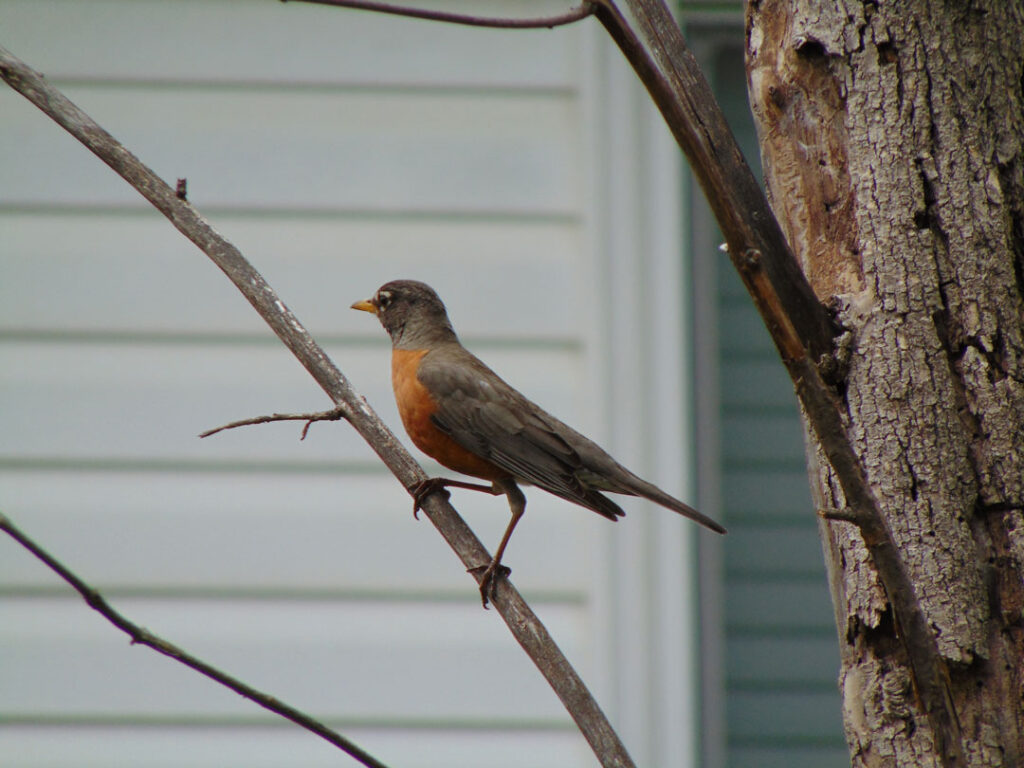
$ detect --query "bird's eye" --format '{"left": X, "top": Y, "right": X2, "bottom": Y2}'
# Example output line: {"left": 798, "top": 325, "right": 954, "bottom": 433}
{"left": 377, "top": 290, "right": 393, "bottom": 310}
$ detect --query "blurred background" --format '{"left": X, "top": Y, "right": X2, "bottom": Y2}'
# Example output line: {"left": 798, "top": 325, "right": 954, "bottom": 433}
{"left": 0, "top": 1, "right": 845, "bottom": 766}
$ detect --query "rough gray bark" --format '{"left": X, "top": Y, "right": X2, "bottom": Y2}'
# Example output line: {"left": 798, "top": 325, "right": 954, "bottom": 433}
{"left": 747, "top": 1, "right": 1024, "bottom": 766}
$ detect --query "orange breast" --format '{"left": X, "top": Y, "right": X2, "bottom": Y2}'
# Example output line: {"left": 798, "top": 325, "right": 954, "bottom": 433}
{"left": 391, "top": 348, "right": 507, "bottom": 481}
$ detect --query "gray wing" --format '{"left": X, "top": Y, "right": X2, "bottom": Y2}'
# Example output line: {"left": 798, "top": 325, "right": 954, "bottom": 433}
{"left": 418, "top": 347, "right": 726, "bottom": 534}
{"left": 417, "top": 350, "right": 626, "bottom": 520}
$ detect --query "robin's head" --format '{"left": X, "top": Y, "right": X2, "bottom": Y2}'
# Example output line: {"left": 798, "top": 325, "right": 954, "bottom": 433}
{"left": 351, "top": 280, "right": 459, "bottom": 348}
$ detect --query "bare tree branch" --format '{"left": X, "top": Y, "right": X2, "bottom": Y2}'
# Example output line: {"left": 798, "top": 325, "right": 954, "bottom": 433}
{"left": 0, "top": 44, "right": 635, "bottom": 768}
{"left": 0, "top": 510, "right": 390, "bottom": 768}
{"left": 284, "top": 0, "right": 594, "bottom": 29}
{"left": 199, "top": 406, "right": 347, "bottom": 439}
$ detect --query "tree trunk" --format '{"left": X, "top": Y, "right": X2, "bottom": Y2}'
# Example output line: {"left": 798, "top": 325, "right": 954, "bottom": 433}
{"left": 745, "top": 1, "right": 1024, "bottom": 765}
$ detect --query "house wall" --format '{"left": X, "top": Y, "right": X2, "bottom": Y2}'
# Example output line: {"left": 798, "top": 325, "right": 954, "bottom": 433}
{"left": 0, "top": 2, "right": 707, "bottom": 766}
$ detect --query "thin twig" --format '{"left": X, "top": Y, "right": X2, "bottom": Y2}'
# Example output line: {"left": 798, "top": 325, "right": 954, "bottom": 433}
{"left": 0, "top": 44, "right": 635, "bottom": 768}
{"left": 284, "top": 0, "right": 594, "bottom": 29}
{"left": 0, "top": 511, "right": 390, "bottom": 768}
{"left": 199, "top": 406, "right": 347, "bottom": 439}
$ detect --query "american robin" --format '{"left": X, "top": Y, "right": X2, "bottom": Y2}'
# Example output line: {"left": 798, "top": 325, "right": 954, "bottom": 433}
{"left": 352, "top": 279, "right": 725, "bottom": 606}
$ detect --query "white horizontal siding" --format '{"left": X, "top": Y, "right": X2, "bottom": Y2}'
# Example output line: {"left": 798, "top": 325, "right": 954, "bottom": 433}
{"left": 2, "top": 596, "right": 585, "bottom": 721}
{"left": 0, "top": 213, "right": 583, "bottom": 338}
{"left": 0, "top": 726, "right": 589, "bottom": 768}
{"left": 1, "top": 0, "right": 579, "bottom": 88}
{"left": 0, "top": 470, "right": 596, "bottom": 594}
{"left": 0, "top": 0, "right": 706, "bottom": 766}
{"left": 1, "top": 86, "right": 580, "bottom": 212}
{"left": 0, "top": 342, "right": 583, "bottom": 460}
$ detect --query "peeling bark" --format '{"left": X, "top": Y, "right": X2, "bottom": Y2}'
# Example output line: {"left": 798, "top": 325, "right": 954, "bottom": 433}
{"left": 747, "top": 1, "right": 1024, "bottom": 765}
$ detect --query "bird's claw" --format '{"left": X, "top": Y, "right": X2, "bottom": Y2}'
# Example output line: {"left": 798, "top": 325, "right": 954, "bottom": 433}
{"left": 468, "top": 561, "right": 512, "bottom": 608}
{"left": 410, "top": 478, "right": 451, "bottom": 519}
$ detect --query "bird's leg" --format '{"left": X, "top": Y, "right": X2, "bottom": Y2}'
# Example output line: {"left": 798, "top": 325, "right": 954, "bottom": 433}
{"left": 410, "top": 477, "right": 502, "bottom": 518}
{"left": 470, "top": 479, "right": 526, "bottom": 608}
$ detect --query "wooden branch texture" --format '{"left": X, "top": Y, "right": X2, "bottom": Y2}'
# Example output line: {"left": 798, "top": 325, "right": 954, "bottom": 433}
{"left": 0, "top": 44, "right": 635, "bottom": 768}
{"left": 747, "top": 2, "right": 1024, "bottom": 766}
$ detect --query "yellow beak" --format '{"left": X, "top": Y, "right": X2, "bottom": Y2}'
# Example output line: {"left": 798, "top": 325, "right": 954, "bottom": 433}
{"left": 350, "top": 299, "right": 378, "bottom": 314}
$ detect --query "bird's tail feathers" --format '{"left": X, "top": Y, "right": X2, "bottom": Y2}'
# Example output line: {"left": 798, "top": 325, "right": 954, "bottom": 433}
{"left": 629, "top": 477, "right": 726, "bottom": 534}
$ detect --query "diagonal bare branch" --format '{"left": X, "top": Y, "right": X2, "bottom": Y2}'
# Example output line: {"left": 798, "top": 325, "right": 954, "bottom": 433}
{"left": 591, "top": 1, "right": 964, "bottom": 763}
{"left": 0, "top": 43, "right": 635, "bottom": 768}
{"left": 0, "top": 510, "right": 391, "bottom": 768}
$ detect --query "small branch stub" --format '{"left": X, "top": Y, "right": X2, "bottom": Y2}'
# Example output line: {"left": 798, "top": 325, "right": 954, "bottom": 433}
{"left": 818, "top": 506, "right": 865, "bottom": 525}
{"left": 739, "top": 247, "right": 763, "bottom": 272}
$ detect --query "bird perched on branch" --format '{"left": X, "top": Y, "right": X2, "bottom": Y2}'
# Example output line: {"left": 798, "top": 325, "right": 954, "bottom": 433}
{"left": 352, "top": 280, "right": 725, "bottom": 606}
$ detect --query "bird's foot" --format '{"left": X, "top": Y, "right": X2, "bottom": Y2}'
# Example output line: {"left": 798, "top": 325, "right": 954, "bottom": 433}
{"left": 410, "top": 478, "right": 451, "bottom": 519}
{"left": 411, "top": 477, "right": 501, "bottom": 518}
{"left": 468, "top": 560, "right": 512, "bottom": 609}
